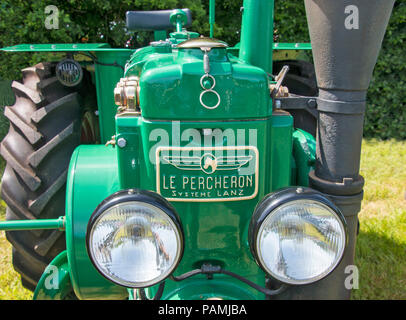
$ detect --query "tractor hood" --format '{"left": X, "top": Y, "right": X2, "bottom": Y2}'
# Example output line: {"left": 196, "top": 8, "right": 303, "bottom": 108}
{"left": 124, "top": 42, "right": 271, "bottom": 120}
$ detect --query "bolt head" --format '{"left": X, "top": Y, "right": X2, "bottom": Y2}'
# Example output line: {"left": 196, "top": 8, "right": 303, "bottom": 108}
{"left": 307, "top": 99, "right": 317, "bottom": 108}
{"left": 117, "top": 138, "right": 127, "bottom": 148}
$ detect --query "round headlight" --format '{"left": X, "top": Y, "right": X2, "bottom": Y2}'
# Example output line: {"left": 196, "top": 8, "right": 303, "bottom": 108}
{"left": 86, "top": 189, "right": 183, "bottom": 288}
{"left": 250, "top": 188, "right": 346, "bottom": 285}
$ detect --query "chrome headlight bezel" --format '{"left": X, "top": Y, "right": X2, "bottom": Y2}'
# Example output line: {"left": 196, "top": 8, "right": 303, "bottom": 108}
{"left": 86, "top": 189, "right": 184, "bottom": 288}
{"left": 249, "top": 187, "right": 347, "bottom": 285}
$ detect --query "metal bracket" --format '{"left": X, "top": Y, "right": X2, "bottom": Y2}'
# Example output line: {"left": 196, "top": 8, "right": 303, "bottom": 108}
{"left": 271, "top": 65, "right": 290, "bottom": 99}
{"left": 170, "top": 264, "right": 288, "bottom": 297}
{"left": 317, "top": 98, "right": 366, "bottom": 115}
{"left": 276, "top": 94, "right": 318, "bottom": 118}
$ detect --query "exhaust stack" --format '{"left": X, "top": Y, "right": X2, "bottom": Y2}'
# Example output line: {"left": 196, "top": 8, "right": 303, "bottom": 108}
{"left": 305, "top": 0, "right": 394, "bottom": 193}
{"left": 276, "top": 0, "right": 394, "bottom": 299}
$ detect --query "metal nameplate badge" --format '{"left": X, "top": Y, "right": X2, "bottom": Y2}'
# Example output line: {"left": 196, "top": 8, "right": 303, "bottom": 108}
{"left": 156, "top": 146, "right": 259, "bottom": 202}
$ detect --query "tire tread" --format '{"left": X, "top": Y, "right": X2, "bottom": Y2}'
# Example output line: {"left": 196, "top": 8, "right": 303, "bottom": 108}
{"left": 0, "top": 62, "right": 88, "bottom": 291}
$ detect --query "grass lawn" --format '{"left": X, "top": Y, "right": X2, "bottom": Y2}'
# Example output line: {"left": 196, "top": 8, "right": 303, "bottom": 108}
{"left": 0, "top": 139, "right": 405, "bottom": 300}
{"left": 0, "top": 200, "right": 31, "bottom": 299}
{"left": 352, "top": 139, "right": 406, "bottom": 299}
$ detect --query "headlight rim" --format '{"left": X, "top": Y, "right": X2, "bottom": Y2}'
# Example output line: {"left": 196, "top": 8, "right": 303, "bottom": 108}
{"left": 249, "top": 187, "right": 348, "bottom": 286}
{"left": 86, "top": 189, "right": 184, "bottom": 288}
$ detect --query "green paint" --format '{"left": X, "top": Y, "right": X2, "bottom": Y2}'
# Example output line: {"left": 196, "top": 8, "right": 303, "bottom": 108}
{"left": 65, "top": 145, "right": 127, "bottom": 300}
{"left": 154, "top": 30, "right": 167, "bottom": 41}
{"left": 292, "top": 129, "right": 316, "bottom": 186}
{"left": 170, "top": 9, "right": 188, "bottom": 33}
{"left": 117, "top": 119, "right": 270, "bottom": 298}
{"left": 0, "top": 216, "right": 65, "bottom": 231}
{"left": 151, "top": 278, "right": 261, "bottom": 300}
{"left": 63, "top": 109, "right": 293, "bottom": 299}
{"left": 0, "top": 43, "right": 127, "bottom": 52}
{"left": 209, "top": 0, "right": 216, "bottom": 38}
{"left": 126, "top": 47, "right": 270, "bottom": 120}
{"left": 33, "top": 251, "right": 73, "bottom": 300}
{"left": 3, "top": 3, "right": 318, "bottom": 300}
{"left": 169, "top": 31, "right": 200, "bottom": 42}
{"left": 270, "top": 111, "right": 294, "bottom": 190}
{"left": 93, "top": 50, "right": 133, "bottom": 142}
{"left": 239, "top": 0, "right": 275, "bottom": 74}
{"left": 273, "top": 43, "right": 312, "bottom": 50}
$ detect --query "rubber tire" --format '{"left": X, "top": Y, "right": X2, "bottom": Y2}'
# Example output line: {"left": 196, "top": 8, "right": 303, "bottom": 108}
{"left": 0, "top": 62, "right": 94, "bottom": 291}
{"left": 273, "top": 60, "right": 318, "bottom": 137}
{"left": 273, "top": 59, "right": 318, "bottom": 96}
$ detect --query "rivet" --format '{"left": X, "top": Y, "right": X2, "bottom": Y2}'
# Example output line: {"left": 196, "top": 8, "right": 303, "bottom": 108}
{"left": 307, "top": 99, "right": 317, "bottom": 108}
{"left": 117, "top": 138, "right": 127, "bottom": 148}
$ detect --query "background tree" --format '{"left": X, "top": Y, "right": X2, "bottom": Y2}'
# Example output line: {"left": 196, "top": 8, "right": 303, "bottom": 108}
{"left": 0, "top": 0, "right": 404, "bottom": 139}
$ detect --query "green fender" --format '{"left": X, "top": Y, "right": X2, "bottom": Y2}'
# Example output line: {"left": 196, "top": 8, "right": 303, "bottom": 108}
{"left": 65, "top": 145, "right": 127, "bottom": 300}
{"left": 292, "top": 128, "right": 316, "bottom": 186}
{"left": 33, "top": 251, "right": 74, "bottom": 300}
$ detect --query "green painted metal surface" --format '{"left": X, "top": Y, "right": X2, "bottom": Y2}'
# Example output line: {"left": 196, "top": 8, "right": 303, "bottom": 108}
{"left": 228, "top": 42, "right": 311, "bottom": 60}
{"left": 0, "top": 43, "right": 129, "bottom": 52}
{"left": 65, "top": 145, "right": 127, "bottom": 299}
{"left": 292, "top": 128, "right": 316, "bottom": 186}
{"left": 93, "top": 50, "right": 133, "bottom": 142}
{"left": 272, "top": 43, "right": 312, "bottom": 61}
{"left": 209, "top": 0, "right": 216, "bottom": 38}
{"left": 59, "top": 12, "right": 299, "bottom": 297}
{"left": 270, "top": 111, "right": 294, "bottom": 190}
{"left": 148, "top": 278, "right": 259, "bottom": 300}
{"left": 154, "top": 30, "right": 167, "bottom": 41}
{"left": 126, "top": 47, "right": 270, "bottom": 120}
{"left": 169, "top": 31, "right": 200, "bottom": 43}
{"left": 0, "top": 216, "right": 65, "bottom": 231}
{"left": 273, "top": 43, "right": 312, "bottom": 50}
{"left": 3, "top": 3, "right": 318, "bottom": 300}
{"left": 239, "top": 0, "right": 275, "bottom": 74}
{"left": 117, "top": 119, "right": 270, "bottom": 300}
{"left": 64, "top": 108, "right": 293, "bottom": 299}
{"left": 170, "top": 9, "right": 188, "bottom": 33}
{"left": 33, "top": 251, "right": 73, "bottom": 300}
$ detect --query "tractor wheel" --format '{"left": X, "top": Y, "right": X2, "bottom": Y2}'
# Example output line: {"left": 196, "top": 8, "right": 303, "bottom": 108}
{"left": 0, "top": 62, "right": 97, "bottom": 291}
{"left": 273, "top": 59, "right": 318, "bottom": 137}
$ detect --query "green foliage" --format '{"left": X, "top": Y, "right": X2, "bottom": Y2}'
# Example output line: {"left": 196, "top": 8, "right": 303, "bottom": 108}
{"left": 274, "top": 1, "right": 310, "bottom": 43}
{"left": 0, "top": 80, "right": 13, "bottom": 143}
{"left": 0, "top": 0, "right": 404, "bottom": 139}
{"left": 363, "top": 1, "right": 406, "bottom": 139}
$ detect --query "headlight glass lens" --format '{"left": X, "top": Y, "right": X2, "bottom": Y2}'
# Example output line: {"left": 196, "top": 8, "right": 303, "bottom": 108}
{"left": 89, "top": 201, "right": 182, "bottom": 288}
{"left": 257, "top": 200, "right": 346, "bottom": 285}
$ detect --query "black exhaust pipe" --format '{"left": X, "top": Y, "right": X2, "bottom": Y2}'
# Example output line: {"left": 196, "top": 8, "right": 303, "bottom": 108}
{"left": 275, "top": 0, "right": 394, "bottom": 299}
{"left": 306, "top": 0, "right": 394, "bottom": 194}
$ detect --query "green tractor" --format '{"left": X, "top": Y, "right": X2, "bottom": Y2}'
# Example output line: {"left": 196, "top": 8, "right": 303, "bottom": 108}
{"left": 0, "top": 0, "right": 394, "bottom": 300}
